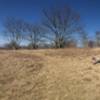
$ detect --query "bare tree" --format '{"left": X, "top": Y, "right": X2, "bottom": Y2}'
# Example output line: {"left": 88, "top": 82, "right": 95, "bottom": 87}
{"left": 43, "top": 6, "right": 82, "bottom": 48}
{"left": 96, "top": 31, "right": 100, "bottom": 47}
{"left": 4, "top": 17, "right": 24, "bottom": 49}
{"left": 24, "top": 23, "right": 44, "bottom": 49}
{"left": 80, "top": 30, "right": 88, "bottom": 47}
{"left": 88, "top": 40, "right": 95, "bottom": 48}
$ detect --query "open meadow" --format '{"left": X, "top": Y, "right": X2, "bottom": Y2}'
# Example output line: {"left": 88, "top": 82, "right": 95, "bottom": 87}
{"left": 0, "top": 48, "right": 100, "bottom": 100}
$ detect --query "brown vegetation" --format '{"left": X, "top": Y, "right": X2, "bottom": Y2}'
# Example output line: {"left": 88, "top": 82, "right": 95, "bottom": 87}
{"left": 0, "top": 49, "right": 100, "bottom": 100}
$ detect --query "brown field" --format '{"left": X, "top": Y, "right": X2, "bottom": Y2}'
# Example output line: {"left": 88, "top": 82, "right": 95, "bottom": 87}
{"left": 0, "top": 48, "right": 100, "bottom": 100}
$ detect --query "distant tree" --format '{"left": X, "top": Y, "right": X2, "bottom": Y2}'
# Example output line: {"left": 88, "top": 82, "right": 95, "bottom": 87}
{"left": 96, "top": 31, "right": 100, "bottom": 47}
{"left": 43, "top": 6, "right": 82, "bottom": 48}
{"left": 80, "top": 30, "right": 88, "bottom": 47}
{"left": 24, "top": 23, "right": 44, "bottom": 49}
{"left": 4, "top": 17, "right": 24, "bottom": 49}
{"left": 66, "top": 40, "right": 77, "bottom": 48}
{"left": 88, "top": 40, "right": 95, "bottom": 48}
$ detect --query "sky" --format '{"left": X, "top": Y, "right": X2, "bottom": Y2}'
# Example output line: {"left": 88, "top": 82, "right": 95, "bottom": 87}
{"left": 0, "top": 0, "right": 100, "bottom": 45}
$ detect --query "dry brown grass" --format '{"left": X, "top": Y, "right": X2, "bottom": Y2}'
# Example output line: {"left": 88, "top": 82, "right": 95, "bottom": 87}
{"left": 0, "top": 48, "right": 100, "bottom": 100}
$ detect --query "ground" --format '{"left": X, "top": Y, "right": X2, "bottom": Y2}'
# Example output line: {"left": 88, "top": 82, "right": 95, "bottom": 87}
{"left": 0, "top": 48, "right": 100, "bottom": 100}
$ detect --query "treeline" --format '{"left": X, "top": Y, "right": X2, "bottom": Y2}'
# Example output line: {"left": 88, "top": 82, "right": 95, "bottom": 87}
{"left": 1, "top": 6, "right": 99, "bottom": 49}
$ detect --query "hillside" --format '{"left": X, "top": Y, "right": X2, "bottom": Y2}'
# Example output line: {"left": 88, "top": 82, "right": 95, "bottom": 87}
{"left": 0, "top": 48, "right": 100, "bottom": 100}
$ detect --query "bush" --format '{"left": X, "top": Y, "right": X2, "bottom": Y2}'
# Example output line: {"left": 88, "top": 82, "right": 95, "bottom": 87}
{"left": 5, "top": 41, "right": 20, "bottom": 49}
{"left": 27, "top": 43, "right": 38, "bottom": 49}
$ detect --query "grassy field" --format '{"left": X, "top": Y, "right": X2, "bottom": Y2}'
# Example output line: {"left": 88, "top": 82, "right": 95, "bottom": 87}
{"left": 0, "top": 48, "right": 100, "bottom": 100}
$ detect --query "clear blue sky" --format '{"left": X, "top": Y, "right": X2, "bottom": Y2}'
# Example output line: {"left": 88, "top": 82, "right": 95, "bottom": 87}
{"left": 0, "top": 0, "right": 100, "bottom": 45}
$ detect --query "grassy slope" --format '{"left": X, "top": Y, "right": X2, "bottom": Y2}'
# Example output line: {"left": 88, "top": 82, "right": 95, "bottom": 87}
{"left": 0, "top": 48, "right": 100, "bottom": 100}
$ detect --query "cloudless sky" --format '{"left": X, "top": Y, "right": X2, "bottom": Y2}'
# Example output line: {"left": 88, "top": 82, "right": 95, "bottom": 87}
{"left": 0, "top": 0, "right": 100, "bottom": 45}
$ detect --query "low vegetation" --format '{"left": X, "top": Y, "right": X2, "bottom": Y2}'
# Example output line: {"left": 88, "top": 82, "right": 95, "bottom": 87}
{"left": 0, "top": 48, "right": 100, "bottom": 100}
